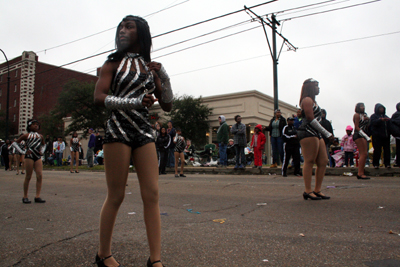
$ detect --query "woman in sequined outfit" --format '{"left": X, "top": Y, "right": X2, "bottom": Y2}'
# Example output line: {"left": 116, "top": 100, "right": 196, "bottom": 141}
{"left": 353, "top": 103, "right": 371, "bottom": 180}
{"left": 69, "top": 131, "right": 80, "bottom": 173}
{"left": 14, "top": 119, "right": 46, "bottom": 204}
{"left": 297, "top": 79, "right": 334, "bottom": 200}
{"left": 94, "top": 15, "right": 172, "bottom": 267}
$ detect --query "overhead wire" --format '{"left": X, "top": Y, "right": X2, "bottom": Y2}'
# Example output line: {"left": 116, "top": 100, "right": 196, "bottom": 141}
{"left": 34, "top": 0, "right": 191, "bottom": 54}
{"left": 280, "top": 0, "right": 381, "bottom": 22}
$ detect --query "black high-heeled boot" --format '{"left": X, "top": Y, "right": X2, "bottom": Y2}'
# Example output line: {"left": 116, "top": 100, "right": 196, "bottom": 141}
{"left": 313, "top": 191, "right": 331, "bottom": 200}
{"left": 94, "top": 254, "right": 123, "bottom": 267}
{"left": 303, "top": 192, "right": 322, "bottom": 200}
{"left": 147, "top": 257, "right": 165, "bottom": 267}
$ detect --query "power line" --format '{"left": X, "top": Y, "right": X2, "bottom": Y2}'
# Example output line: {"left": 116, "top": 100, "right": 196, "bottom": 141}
{"left": 170, "top": 30, "right": 400, "bottom": 76}
{"left": 280, "top": 0, "right": 381, "bottom": 22}
{"left": 153, "top": 20, "right": 251, "bottom": 53}
{"left": 279, "top": 0, "right": 350, "bottom": 17}
{"left": 153, "top": 25, "right": 261, "bottom": 59}
{"left": 34, "top": 0, "right": 191, "bottom": 54}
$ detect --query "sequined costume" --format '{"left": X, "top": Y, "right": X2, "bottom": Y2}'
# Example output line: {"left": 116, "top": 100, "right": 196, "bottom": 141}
{"left": 297, "top": 104, "right": 323, "bottom": 140}
{"left": 25, "top": 132, "right": 44, "bottom": 162}
{"left": 71, "top": 138, "right": 80, "bottom": 152}
{"left": 8, "top": 144, "right": 16, "bottom": 155}
{"left": 174, "top": 135, "right": 185, "bottom": 153}
{"left": 15, "top": 141, "right": 26, "bottom": 155}
{"left": 103, "top": 53, "right": 157, "bottom": 150}
{"left": 353, "top": 113, "right": 370, "bottom": 141}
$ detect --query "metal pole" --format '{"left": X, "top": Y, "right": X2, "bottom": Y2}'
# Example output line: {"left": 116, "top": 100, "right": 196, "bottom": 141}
{"left": 0, "top": 49, "right": 10, "bottom": 140}
{"left": 271, "top": 15, "right": 279, "bottom": 111}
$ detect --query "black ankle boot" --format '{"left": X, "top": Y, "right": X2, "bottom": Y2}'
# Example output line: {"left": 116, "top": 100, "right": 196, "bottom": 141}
{"left": 94, "top": 254, "right": 123, "bottom": 267}
{"left": 147, "top": 257, "right": 165, "bottom": 267}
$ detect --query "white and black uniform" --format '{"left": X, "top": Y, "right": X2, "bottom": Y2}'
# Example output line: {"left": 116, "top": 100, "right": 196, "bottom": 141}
{"left": 297, "top": 104, "right": 323, "bottom": 140}
{"left": 15, "top": 141, "right": 26, "bottom": 155}
{"left": 174, "top": 135, "right": 185, "bottom": 153}
{"left": 353, "top": 113, "right": 369, "bottom": 141}
{"left": 71, "top": 137, "right": 80, "bottom": 152}
{"left": 25, "top": 132, "right": 44, "bottom": 162}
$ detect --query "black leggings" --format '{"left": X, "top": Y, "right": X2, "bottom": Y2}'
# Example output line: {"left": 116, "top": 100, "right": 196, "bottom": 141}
{"left": 158, "top": 150, "right": 167, "bottom": 173}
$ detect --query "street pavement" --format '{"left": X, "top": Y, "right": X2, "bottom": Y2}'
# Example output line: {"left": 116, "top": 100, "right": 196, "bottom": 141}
{"left": 1, "top": 169, "right": 399, "bottom": 267}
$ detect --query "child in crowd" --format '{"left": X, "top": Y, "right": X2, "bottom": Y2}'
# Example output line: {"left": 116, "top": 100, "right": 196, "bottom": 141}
{"left": 174, "top": 127, "right": 186, "bottom": 177}
{"left": 251, "top": 124, "right": 266, "bottom": 169}
{"left": 341, "top": 125, "right": 357, "bottom": 167}
{"left": 330, "top": 138, "right": 342, "bottom": 167}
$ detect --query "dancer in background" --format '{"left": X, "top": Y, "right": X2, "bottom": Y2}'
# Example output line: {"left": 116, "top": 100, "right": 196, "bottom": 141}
{"left": 70, "top": 131, "right": 80, "bottom": 173}
{"left": 174, "top": 127, "right": 186, "bottom": 178}
{"left": 297, "top": 78, "right": 333, "bottom": 200}
{"left": 94, "top": 15, "right": 172, "bottom": 267}
{"left": 353, "top": 103, "right": 371, "bottom": 179}
{"left": 13, "top": 119, "right": 46, "bottom": 204}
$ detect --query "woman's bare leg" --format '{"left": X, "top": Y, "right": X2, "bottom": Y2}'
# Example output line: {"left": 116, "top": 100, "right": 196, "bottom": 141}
{"left": 98, "top": 143, "right": 131, "bottom": 266}
{"left": 314, "top": 139, "right": 329, "bottom": 193}
{"left": 15, "top": 154, "right": 20, "bottom": 174}
{"left": 74, "top": 152, "right": 80, "bottom": 172}
{"left": 8, "top": 155, "right": 13, "bottom": 171}
{"left": 34, "top": 159, "right": 43, "bottom": 198}
{"left": 20, "top": 155, "right": 25, "bottom": 173}
{"left": 174, "top": 151, "right": 179, "bottom": 175}
{"left": 23, "top": 159, "right": 34, "bottom": 198}
{"left": 355, "top": 138, "right": 368, "bottom": 176}
{"left": 300, "top": 137, "right": 319, "bottom": 195}
{"left": 132, "top": 143, "right": 162, "bottom": 267}
{"left": 70, "top": 152, "right": 75, "bottom": 172}
{"left": 179, "top": 153, "right": 185, "bottom": 174}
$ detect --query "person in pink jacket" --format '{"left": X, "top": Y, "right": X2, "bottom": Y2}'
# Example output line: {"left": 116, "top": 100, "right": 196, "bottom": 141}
{"left": 341, "top": 125, "right": 357, "bottom": 167}
{"left": 251, "top": 124, "right": 266, "bottom": 169}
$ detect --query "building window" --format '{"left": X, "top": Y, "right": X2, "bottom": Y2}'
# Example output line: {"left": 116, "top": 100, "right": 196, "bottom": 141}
{"left": 14, "top": 84, "right": 17, "bottom": 92}
{"left": 13, "top": 114, "right": 16, "bottom": 122}
{"left": 14, "top": 99, "right": 17, "bottom": 107}
{"left": 15, "top": 69, "right": 18, "bottom": 77}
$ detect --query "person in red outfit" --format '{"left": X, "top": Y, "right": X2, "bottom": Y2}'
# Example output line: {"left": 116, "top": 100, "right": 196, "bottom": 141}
{"left": 251, "top": 124, "right": 266, "bottom": 169}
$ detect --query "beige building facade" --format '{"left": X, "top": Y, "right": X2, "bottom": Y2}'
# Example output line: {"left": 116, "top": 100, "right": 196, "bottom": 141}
{"left": 151, "top": 90, "right": 299, "bottom": 164}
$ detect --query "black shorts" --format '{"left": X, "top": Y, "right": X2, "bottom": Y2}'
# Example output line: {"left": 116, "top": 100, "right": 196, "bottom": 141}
{"left": 353, "top": 131, "right": 367, "bottom": 141}
{"left": 297, "top": 129, "right": 321, "bottom": 141}
{"left": 25, "top": 153, "right": 41, "bottom": 162}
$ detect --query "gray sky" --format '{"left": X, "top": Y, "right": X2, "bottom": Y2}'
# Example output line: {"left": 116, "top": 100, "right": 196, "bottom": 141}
{"left": 1, "top": 0, "right": 399, "bottom": 137}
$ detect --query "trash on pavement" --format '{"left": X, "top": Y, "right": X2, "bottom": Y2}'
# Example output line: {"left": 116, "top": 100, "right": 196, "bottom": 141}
{"left": 262, "top": 259, "right": 269, "bottom": 262}
{"left": 343, "top": 172, "right": 353, "bottom": 176}
{"left": 128, "top": 212, "right": 136, "bottom": 215}
{"left": 126, "top": 192, "right": 132, "bottom": 194}
{"left": 26, "top": 228, "right": 34, "bottom": 230}
{"left": 212, "top": 218, "right": 226, "bottom": 224}
{"left": 187, "top": 209, "right": 200, "bottom": 214}
{"left": 257, "top": 203, "right": 267, "bottom": 206}
{"left": 378, "top": 206, "right": 385, "bottom": 209}
{"left": 299, "top": 233, "right": 305, "bottom": 237}
{"left": 160, "top": 213, "right": 169, "bottom": 216}
{"left": 327, "top": 186, "right": 336, "bottom": 188}
{"left": 389, "top": 230, "right": 400, "bottom": 236}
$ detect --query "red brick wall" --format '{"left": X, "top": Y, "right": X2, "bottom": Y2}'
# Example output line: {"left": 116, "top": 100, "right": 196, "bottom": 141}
{"left": 33, "top": 62, "right": 98, "bottom": 118}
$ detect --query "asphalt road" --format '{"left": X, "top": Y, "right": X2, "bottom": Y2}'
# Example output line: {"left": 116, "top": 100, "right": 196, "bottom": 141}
{"left": 1, "top": 170, "right": 399, "bottom": 267}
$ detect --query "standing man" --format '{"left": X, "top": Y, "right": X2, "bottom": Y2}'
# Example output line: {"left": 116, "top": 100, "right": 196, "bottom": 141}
{"left": 217, "top": 115, "right": 229, "bottom": 168}
{"left": 166, "top": 121, "right": 176, "bottom": 168}
{"left": 293, "top": 108, "right": 303, "bottom": 129}
{"left": 231, "top": 115, "right": 247, "bottom": 170}
{"left": 94, "top": 130, "right": 103, "bottom": 154}
{"left": 54, "top": 137, "right": 65, "bottom": 167}
{"left": 320, "top": 109, "right": 334, "bottom": 167}
{"left": 87, "top": 128, "right": 95, "bottom": 168}
{"left": 282, "top": 117, "right": 301, "bottom": 177}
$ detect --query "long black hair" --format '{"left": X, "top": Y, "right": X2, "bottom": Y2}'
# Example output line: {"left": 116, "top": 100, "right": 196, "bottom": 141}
{"left": 108, "top": 15, "right": 152, "bottom": 62}
{"left": 355, "top": 102, "right": 365, "bottom": 114}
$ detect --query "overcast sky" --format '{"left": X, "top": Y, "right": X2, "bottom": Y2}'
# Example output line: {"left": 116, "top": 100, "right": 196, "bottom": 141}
{"left": 1, "top": 0, "right": 399, "bottom": 137}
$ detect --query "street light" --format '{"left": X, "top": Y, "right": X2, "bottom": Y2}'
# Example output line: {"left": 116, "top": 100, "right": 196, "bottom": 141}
{"left": 0, "top": 49, "right": 10, "bottom": 140}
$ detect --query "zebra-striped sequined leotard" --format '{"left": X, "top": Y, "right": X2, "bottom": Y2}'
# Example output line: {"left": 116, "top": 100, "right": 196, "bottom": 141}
{"left": 71, "top": 138, "right": 80, "bottom": 152}
{"left": 103, "top": 53, "right": 156, "bottom": 150}
{"left": 25, "top": 132, "right": 43, "bottom": 162}
{"left": 353, "top": 113, "right": 369, "bottom": 141}
{"left": 297, "top": 104, "right": 323, "bottom": 140}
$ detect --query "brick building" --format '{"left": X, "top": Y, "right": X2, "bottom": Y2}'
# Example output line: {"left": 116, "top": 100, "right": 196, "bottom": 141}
{"left": 0, "top": 51, "right": 98, "bottom": 136}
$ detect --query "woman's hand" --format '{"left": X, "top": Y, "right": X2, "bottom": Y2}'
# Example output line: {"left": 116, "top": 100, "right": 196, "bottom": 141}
{"left": 147, "top": 61, "right": 162, "bottom": 72}
{"left": 142, "top": 94, "right": 158, "bottom": 108}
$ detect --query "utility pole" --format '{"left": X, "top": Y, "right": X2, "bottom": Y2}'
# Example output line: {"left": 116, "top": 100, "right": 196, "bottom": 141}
{"left": 0, "top": 49, "right": 10, "bottom": 140}
{"left": 244, "top": 7, "right": 297, "bottom": 111}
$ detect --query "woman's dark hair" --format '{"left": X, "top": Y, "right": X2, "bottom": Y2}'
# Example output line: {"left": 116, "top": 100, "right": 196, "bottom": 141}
{"left": 72, "top": 131, "right": 78, "bottom": 137}
{"left": 108, "top": 15, "right": 152, "bottom": 62}
{"left": 299, "top": 78, "right": 318, "bottom": 105}
{"left": 160, "top": 127, "right": 166, "bottom": 136}
{"left": 26, "top": 119, "right": 40, "bottom": 132}
{"left": 355, "top": 102, "right": 365, "bottom": 113}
